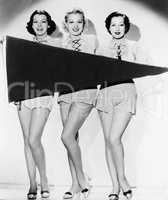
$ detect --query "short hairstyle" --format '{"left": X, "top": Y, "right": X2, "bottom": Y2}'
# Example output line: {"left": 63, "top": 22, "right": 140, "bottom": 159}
{"left": 105, "top": 11, "right": 130, "bottom": 35}
{"left": 63, "top": 8, "right": 86, "bottom": 32}
{"left": 26, "top": 10, "right": 56, "bottom": 36}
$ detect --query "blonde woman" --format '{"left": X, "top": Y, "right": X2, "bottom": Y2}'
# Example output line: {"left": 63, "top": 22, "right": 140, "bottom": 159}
{"left": 58, "top": 8, "right": 98, "bottom": 199}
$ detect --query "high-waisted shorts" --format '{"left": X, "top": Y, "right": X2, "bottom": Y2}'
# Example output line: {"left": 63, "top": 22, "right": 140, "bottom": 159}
{"left": 57, "top": 89, "right": 98, "bottom": 105}
{"left": 21, "top": 96, "right": 53, "bottom": 111}
{"left": 95, "top": 83, "right": 137, "bottom": 114}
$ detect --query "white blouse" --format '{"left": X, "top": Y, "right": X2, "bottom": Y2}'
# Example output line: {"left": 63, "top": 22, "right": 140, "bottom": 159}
{"left": 96, "top": 38, "right": 151, "bottom": 64}
{"left": 58, "top": 34, "right": 99, "bottom": 104}
{"left": 62, "top": 34, "right": 98, "bottom": 54}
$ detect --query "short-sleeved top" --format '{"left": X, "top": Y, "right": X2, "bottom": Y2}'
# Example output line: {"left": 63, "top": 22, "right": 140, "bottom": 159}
{"left": 33, "top": 35, "right": 61, "bottom": 47}
{"left": 97, "top": 38, "right": 151, "bottom": 64}
{"left": 96, "top": 38, "right": 151, "bottom": 87}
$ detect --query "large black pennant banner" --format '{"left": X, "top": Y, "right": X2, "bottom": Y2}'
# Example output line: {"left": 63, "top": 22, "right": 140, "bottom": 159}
{"left": 5, "top": 36, "right": 168, "bottom": 102}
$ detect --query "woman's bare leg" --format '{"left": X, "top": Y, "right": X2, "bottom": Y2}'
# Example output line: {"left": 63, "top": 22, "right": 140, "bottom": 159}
{"left": 98, "top": 111, "right": 120, "bottom": 195}
{"left": 61, "top": 102, "right": 92, "bottom": 189}
{"left": 17, "top": 104, "right": 37, "bottom": 191}
{"left": 108, "top": 110, "right": 132, "bottom": 196}
{"left": 29, "top": 108, "right": 50, "bottom": 191}
{"left": 60, "top": 102, "right": 81, "bottom": 193}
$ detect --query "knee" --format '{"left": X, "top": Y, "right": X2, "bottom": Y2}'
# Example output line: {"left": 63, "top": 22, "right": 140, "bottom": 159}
{"left": 29, "top": 135, "right": 41, "bottom": 150}
{"left": 109, "top": 136, "right": 121, "bottom": 147}
{"left": 61, "top": 133, "right": 68, "bottom": 146}
{"left": 61, "top": 133, "right": 74, "bottom": 147}
{"left": 104, "top": 137, "right": 110, "bottom": 149}
{"left": 104, "top": 137, "right": 120, "bottom": 149}
{"left": 23, "top": 136, "right": 30, "bottom": 148}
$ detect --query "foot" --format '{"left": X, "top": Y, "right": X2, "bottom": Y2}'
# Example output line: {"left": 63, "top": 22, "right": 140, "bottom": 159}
{"left": 41, "top": 190, "right": 50, "bottom": 199}
{"left": 41, "top": 184, "right": 50, "bottom": 198}
{"left": 81, "top": 186, "right": 92, "bottom": 199}
{"left": 41, "top": 178, "right": 50, "bottom": 198}
{"left": 108, "top": 194, "right": 119, "bottom": 200}
{"left": 27, "top": 187, "right": 37, "bottom": 200}
{"left": 63, "top": 191, "right": 80, "bottom": 199}
{"left": 63, "top": 185, "right": 81, "bottom": 199}
{"left": 119, "top": 177, "right": 132, "bottom": 199}
{"left": 123, "top": 190, "right": 132, "bottom": 200}
{"left": 79, "top": 174, "right": 92, "bottom": 199}
{"left": 63, "top": 191, "right": 74, "bottom": 199}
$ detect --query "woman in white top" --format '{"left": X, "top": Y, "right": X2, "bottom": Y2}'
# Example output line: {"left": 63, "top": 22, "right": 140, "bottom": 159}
{"left": 96, "top": 12, "right": 150, "bottom": 200}
{"left": 17, "top": 10, "right": 61, "bottom": 199}
{"left": 58, "top": 8, "right": 98, "bottom": 199}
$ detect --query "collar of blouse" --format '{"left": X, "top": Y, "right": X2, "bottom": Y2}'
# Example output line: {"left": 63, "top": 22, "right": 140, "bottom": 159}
{"left": 63, "top": 34, "right": 86, "bottom": 51}
{"left": 108, "top": 38, "right": 128, "bottom": 56}
{"left": 33, "top": 35, "right": 49, "bottom": 43}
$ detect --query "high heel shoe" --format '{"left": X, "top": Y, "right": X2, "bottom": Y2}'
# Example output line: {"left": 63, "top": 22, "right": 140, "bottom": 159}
{"left": 123, "top": 190, "right": 132, "bottom": 199}
{"left": 108, "top": 194, "right": 119, "bottom": 200}
{"left": 81, "top": 187, "right": 91, "bottom": 199}
{"left": 27, "top": 188, "right": 37, "bottom": 200}
{"left": 63, "top": 191, "right": 73, "bottom": 199}
{"left": 41, "top": 190, "right": 50, "bottom": 198}
{"left": 63, "top": 191, "right": 80, "bottom": 199}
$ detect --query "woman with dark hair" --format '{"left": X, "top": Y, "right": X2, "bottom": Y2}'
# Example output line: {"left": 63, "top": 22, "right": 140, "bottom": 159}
{"left": 17, "top": 10, "right": 61, "bottom": 199}
{"left": 96, "top": 12, "right": 150, "bottom": 200}
{"left": 26, "top": 10, "right": 57, "bottom": 36}
{"left": 58, "top": 8, "right": 99, "bottom": 199}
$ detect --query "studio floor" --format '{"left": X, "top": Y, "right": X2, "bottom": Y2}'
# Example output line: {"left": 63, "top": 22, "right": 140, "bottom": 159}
{"left": 0, "top": 184, "right": 168, "bottom": 200}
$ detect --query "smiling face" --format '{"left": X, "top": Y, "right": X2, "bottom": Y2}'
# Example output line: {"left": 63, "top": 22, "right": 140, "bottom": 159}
{"left": 110, "top": 16, "right": 126, "bottom": 39}
{"left": 66, "top": 13, "right": 84, "bottom": 37}
{"left": 32, "top": 14, "right": 48, "bottom": 37}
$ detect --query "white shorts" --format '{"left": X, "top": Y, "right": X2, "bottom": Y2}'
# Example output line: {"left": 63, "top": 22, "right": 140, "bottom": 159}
{"left": 96, "top": 83, "right": 137, "bottom": 114}
{"left": 58, "top": 89, "right": 98, "bottom": 105}
{"left": 21, "top": 96, "right": 53, "bottom": 111}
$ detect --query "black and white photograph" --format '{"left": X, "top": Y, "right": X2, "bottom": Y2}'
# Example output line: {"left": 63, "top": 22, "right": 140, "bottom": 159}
{"left": 0, "top": 0, "right": 168, "bottom": 199}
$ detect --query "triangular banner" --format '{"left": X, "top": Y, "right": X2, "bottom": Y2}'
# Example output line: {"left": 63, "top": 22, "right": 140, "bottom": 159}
{"left": 5, "top": 36, "right": 168, "bottom": 102}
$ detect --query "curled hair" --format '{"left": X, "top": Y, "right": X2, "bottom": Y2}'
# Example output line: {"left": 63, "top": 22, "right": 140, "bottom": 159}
{"left": 26, "top": 10, "right": 56, "bottom": 36}
{"left": 63, "top": 8, "right": 86, "bottom": 33}
{"left": 105, "top": 11, "right": 130, "bottom": 35}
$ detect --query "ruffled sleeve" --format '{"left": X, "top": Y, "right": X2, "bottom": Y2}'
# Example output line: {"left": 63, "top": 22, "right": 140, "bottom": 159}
{"left": 132, "top": 41, "right": 153, "bottom": 65}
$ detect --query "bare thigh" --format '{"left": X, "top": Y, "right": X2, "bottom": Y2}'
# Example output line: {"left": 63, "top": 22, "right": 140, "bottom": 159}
{"left": 62, "top": 102, "right": 93, "bottom": 138}
{"left": 60, "top": 102, "right": 79, "bottom": 140}
{"left": 98, "top": 110, "right": 132, "bottom": 141}
{"left": 59, "top": 102, "right": 71, "bottom": 126}
{"left": 17, "top": 104, "right": 31, "bottom": 139}
{"left": 108, "top": 111, "right": 132, "bottom": 141}
{"left": 29, "top": 108, "right": 50, "bottom": 140}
